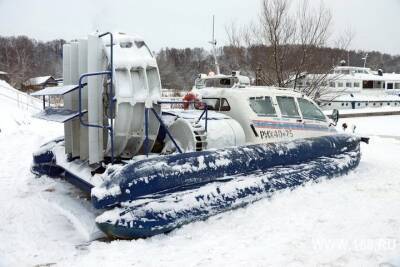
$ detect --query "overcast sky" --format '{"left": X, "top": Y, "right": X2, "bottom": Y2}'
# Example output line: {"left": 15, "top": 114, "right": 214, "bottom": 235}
{"left": 0, "top": 0, "right": 399, "bottom": 55}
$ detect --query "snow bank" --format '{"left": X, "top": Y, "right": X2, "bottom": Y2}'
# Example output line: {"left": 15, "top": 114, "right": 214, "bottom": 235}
{"left": 0, "top": 80, "right": 43, "bottom": 134}
{"left": 74, "top": 136, "right": 400, "bottom": 267}
{"left": 0, "top": 80, "right": 102, "bottom": 266}
{"left": 0, "top": 82, "right": 399, "bottom": 267}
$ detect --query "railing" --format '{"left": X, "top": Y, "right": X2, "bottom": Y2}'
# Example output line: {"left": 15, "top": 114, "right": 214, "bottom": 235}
{"left": 0, "top": 84, "right": 42, "bottom": 111}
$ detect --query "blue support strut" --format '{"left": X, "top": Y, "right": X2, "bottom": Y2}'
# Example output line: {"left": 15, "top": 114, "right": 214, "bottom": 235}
{"left": 78, "top": 71, "right": 113, "bottom": 161}
{"left": 144, "top": 108, "right": 149, "bottom": 157}
{"left": 150, "top": 108, "right": 183, "bottom": 154}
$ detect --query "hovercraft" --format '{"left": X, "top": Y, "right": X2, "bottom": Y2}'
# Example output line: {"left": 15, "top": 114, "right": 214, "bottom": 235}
{"left": 31, "top": 32, "right": 364, "bottom": 239}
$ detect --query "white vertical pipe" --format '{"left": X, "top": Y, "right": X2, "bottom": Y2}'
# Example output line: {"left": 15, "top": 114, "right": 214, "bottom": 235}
{"left": 63, "top": 44, "right": 73, "bottom": 155}
{"left": 88, "top": 34, "right": 104, "bottom": 164}
{"left": 78, "top": 39, "right": 89, "bottom": 160}
{"left": 69, "top": 41, "right": 81, "bottom": 158}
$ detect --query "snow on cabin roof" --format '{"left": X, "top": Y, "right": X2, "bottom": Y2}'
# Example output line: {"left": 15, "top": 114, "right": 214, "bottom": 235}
{"left": 382, "top": 73, "right": 400, "bottom": 81}
{"left": 23, "top": 76, "right": 56, "bottom": 86}
{"left": 300, "top": 66, "right": 400, "bottom": 82}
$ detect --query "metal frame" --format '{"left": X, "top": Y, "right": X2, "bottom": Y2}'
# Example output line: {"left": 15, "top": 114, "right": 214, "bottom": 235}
{"left": 74, "top": 32, "right": 211, "bottom": 161}
{"left": 142, "top": 101, "right": 209, "bottom": 156}
{"left": 77, "top": 32, "right": 115, "bottom": 163}
{"left": 143, "top": 107, "right": 183, "bottom": 156}
{"left": 157, "top": 100, "right": 209, "bottom": 132}
{"left": 37, "top": 32, "right": 211, "bottom": 163}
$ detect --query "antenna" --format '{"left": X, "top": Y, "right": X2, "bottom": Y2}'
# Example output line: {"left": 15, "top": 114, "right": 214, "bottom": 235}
{"left": 209, "top": 15, "right": 220, "bottom": 75}
{"left": 362, "top": 53, "right": 368, "bottom": 68}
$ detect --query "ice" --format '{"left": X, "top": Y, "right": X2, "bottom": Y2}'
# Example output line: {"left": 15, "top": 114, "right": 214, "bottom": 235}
{"left": 0, "top": 80, "right": 399, "bottom": 266}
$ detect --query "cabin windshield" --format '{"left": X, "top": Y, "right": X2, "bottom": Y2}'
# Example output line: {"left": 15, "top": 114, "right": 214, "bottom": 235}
{"left": 297, "top": 98, "right": 326, "bottom": 121}
{"left": 249, "top": 97, "right": 276, "bottom": 116}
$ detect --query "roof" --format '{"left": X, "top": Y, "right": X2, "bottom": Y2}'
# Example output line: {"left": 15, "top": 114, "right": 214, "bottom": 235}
{"left": 299, "top": 65, "right": 400, "bottom": 82}
{"left": 23, "top": 76, "right": 56, "bottom": 86}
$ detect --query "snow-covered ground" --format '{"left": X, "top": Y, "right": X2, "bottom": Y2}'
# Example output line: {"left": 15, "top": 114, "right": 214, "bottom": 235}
{"left": 0, "top": 82, "right": 400, "bottom": 266}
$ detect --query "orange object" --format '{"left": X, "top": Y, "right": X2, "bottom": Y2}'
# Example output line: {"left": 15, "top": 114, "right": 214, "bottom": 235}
{"left": 182, "top": 92, "right": 198, "bottom": 110}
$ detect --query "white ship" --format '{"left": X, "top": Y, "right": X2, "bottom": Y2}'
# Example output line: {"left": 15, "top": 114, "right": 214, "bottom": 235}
{"left": 295, "top": 64, "right": 400, "bottom": 110}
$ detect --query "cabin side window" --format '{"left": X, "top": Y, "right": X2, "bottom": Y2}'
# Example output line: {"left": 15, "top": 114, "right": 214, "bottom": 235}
{"left": 196, "top": 98, "right": 230, "bottom": 111}
{"left": 200, "top": 98, "right": 220, "bottom": 110}
{"left": 220, "top": 98, "right": 231, "bottom": 111}
{"left": 249, "top": 97, "right": 276, "bottom": 116}
{"left": 276, "top": 96, "right": 300, "bottom": 118}
{"left": 329, "top": 82, "right": 335, "bottom": 88}
{"left": 297, "top": 98, "right": 326, "bottom": 121}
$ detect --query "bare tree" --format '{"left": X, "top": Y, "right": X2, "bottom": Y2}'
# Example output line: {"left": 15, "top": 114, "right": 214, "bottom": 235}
{"left": 225, "top": 0, "right": 341, "bottom": 99}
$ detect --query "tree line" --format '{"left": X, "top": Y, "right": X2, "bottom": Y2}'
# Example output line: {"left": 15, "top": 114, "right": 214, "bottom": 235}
{"left": 1, "top": 35, "right": 400, "bottom": 91}
{"left": 0, "top": 36, "right": 64, "bottom": 88}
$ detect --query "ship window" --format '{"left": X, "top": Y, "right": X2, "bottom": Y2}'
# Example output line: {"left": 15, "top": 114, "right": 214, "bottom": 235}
{"left": 357, "top": 103, "right": 361, "bottom": 106}
{"left": 220, "top": 98, "right": 231, "bottom": 111}
{"left": 373, "top": 103, "right": 376, "bottom": 106}
{"left": 338, "top": 82, "right": 344, "bottom": 87}
{"left": 204, "top": 79, "right": 217, "bottom": 88}
{"left": 249, "top": 97, "right": 276, "bottom": 116}
{"left": 387, "top": 83, "right": 394, "bottom": 89}
{"left": 297, "top": 98, "right": 326, "bottom": 121}
{"left": 354, "top": 82, "right": 360, "bottom": 88}
{"left": 346, "top": 82, "right": 352, "bottom": 87}
{"left": 395, "top": 83, "right": 400, "bottom": 89}
{"left": 329, "top": 82, "right": 335, "bottom": 88}
{"left": 380, "top": 103, "right": 383, "bottom": 106}
{"left": 220, "top": 78, "right": 233, "bottom": 86}
{"left": 204, "top": 78, "right": 235, "bottom": 88}
{"left": 276, "top": 96, "right": 300, "bottom": 118}
{"left": 388, "top": 103, "right": 391, "bottom": 106}
{"left": 341, "top": 103, "right": 344, "bottom": 106}
{"left": 363, "top": 81, "right": 374, "bottom": 89}
{"left": 120, "top": 41, "right": 133, "bottom": 48}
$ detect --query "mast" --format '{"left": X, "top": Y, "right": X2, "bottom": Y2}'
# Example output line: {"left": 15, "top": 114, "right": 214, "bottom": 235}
{"left": 362, "top": 53, "right": 368, "bottom": 68}
{"left": 209, "top": 15, "right": 220, "bottom": 75}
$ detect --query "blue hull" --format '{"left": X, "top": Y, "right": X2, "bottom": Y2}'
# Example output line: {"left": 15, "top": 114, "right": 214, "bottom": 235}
{"left": 96, "top": 149, "right": 360, "bottom": 239}
{"left": 32, "top": 134, "right": 362, "bottom": 239}
{"left": 91, "top": 134, "right": 360, "bottom": 209}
